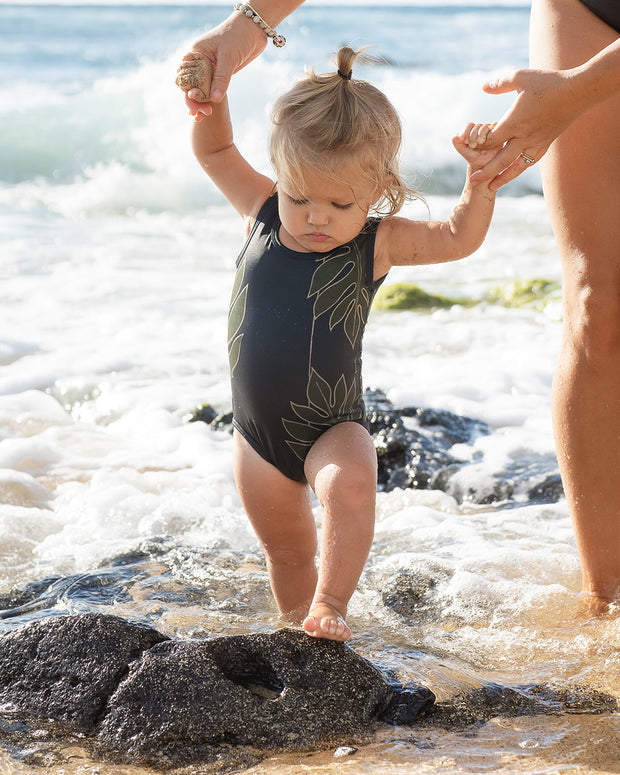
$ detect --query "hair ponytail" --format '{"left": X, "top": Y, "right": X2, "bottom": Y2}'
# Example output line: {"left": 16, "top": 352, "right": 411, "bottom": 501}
{"left": 336, "top": 46, "right": 355, "bottom": 81}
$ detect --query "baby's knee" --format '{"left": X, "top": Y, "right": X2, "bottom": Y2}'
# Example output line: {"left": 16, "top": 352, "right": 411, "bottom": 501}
{"left": 325, "top": 462, "right": 377, "bottom": 510}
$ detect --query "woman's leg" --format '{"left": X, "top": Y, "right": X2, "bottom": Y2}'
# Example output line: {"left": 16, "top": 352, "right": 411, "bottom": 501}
{"left": 303, "top": 421, "right": 377, "bottom": 640}
{"left": 233, "top": 431, "right": 318, "bottom": 622}
{"left": 531, "top": 0, "right": 620, "bottom": 608}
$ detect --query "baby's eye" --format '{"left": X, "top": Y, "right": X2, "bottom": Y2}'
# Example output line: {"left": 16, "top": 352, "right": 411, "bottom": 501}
{"left": 332, "top": 202, "right": 353, "bottom": 210}
{"left": 287, "top": 194, "right": 308, "bottom": 205}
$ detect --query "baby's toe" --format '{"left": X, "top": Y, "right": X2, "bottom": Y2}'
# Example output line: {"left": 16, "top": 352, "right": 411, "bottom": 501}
{"left": 303, "top": 605, "right": 351, "bottom": 641}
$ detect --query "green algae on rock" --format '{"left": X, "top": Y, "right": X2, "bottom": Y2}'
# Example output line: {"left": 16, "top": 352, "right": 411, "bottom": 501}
{"left": 373, "top": 279, "right": 561, "bottom": 314}
{"left": 484, "top": 279, "right": 561, "bottom": 310}
{"left": 373, "top": 283, "right": 465, "bottom": 311}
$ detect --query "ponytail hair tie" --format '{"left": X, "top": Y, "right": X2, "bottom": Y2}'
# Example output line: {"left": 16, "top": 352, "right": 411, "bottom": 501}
{"left": 337, "top": 68, "right": 352, "bottom": 80}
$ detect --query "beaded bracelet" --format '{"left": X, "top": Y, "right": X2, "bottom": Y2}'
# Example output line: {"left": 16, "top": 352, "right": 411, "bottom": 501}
{"left": 233, "top": 2, "right": 286, "bottom": 47}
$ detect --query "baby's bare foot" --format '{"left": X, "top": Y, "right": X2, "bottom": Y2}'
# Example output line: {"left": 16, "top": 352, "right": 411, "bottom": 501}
{"left": 303, "top": 603, "right": 351, "bottom": 642}
{"left": 176, "top": 51, "right": 213, "bottom": 103}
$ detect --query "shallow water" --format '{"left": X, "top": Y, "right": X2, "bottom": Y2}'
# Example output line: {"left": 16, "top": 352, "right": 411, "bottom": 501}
{"left": 3, "top": 195, "right": 618, "bottom": 773}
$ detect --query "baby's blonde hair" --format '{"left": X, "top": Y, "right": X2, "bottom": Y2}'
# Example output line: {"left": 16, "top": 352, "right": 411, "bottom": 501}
{"left": 269, "top": 46, "right": 419, "bottom": 217}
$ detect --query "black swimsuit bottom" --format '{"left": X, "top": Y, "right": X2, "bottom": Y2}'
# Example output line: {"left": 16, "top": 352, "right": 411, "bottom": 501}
{"left": 578, "top": 0, "right": 620, "bottom": 33}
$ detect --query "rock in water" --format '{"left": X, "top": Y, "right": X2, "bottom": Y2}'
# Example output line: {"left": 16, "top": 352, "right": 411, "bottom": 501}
{"left": 99, "top": 627, "right": 433, "bottom": 761}
{"left": 0, "top": 614, "right": 435, "bottom": 766}
{"left": 0, "top": 613, "right": 167, "bottom": 731}
{"left": 0, "top": 614, "right": 615, "bottom": 768}
{"left": 188, "top": 391, "right": 564, "bottom": 506}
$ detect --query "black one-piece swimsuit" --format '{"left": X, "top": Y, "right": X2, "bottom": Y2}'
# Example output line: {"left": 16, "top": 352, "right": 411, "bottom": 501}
{"left": 577, "top": 0, "right": 620, "bottom": 32}
{"left": 227, "top": 193, "right": 385, "bottom": 483}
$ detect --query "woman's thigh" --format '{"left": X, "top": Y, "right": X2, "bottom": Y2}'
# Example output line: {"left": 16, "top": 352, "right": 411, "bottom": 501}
{"left": 531, "top": 0, "right": 620, "bottom": 293}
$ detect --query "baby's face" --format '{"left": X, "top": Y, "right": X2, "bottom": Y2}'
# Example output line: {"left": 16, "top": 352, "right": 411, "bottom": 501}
{"left": 276, "top": 167, "right": 378, "bottom": 253}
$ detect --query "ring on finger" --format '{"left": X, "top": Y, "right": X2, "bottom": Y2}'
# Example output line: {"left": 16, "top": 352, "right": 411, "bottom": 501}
{"left": 520, "top": 152, "right": 536, "bottom": 165}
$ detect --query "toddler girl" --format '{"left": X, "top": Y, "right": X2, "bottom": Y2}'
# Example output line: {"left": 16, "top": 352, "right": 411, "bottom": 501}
{"left": 179, "top": 45, "right": 498, "bottom": 640}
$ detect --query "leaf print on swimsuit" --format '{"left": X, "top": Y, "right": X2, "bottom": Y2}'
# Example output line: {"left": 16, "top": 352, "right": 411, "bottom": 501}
{"left": 283, "top": 368, "right": 362, "bottom": 461}
{"left": 227, "top": 259, "right": 248, "bottom": 376}
{"left": 283, "top": 242, "right": 369, "bottom": 461}
{"left": 308, "top": 243, "right": 372, "bottom": 347}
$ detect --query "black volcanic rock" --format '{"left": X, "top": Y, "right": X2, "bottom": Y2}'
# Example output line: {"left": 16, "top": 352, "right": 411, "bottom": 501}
{"left": 0, "top": 614, "right": 434, "bottom": 766}
{"left": 0, "top": 613, "right": 167, "bottom": 731}
{"left": 0, "top": 613, "right": 614, "bottom": 768}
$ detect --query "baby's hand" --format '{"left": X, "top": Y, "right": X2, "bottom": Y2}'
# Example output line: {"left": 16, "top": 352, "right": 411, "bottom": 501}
{"left": 176, "top": 51, "right": 214, "bottom": 121}
{"left": 452, "top": 122, "right": 499, "bottom": 172}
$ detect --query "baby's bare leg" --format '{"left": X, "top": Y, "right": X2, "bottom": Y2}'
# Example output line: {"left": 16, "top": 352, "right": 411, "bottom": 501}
{"left": 303, "top": 422, "right": 377, "bottom": 641}
{"left": 176, "top": 51, "right": 213, "bottom": 103}
{"left": 233, "top": 432, "right": 318, "bottom": 622}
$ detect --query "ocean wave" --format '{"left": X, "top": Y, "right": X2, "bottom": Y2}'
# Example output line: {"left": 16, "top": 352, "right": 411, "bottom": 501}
{"left": 2, "top": 0, "right": 533, "bottom": 214}
{"left": 0, "top": 53, "right": 540, "bottom": 218}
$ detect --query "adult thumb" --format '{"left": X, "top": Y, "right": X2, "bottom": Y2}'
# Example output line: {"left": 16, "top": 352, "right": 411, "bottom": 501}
{"left": 482, "top": 73, "right": 518, "bottom": 96}
{"left": 209, "top": 59, "right": 234, "bottom": 102}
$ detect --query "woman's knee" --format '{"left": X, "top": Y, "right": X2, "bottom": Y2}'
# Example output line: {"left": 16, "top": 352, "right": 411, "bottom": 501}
{"left": 563, "top": 280, "right": 620, "bottom": 361}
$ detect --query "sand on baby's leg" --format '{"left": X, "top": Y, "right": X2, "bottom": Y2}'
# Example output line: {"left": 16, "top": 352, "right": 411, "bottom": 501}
{"left": 176, "top": 51, "right": 213, "bottom": 103}
{"left": 303, "top": 422, "right": 377, "bottom": 642}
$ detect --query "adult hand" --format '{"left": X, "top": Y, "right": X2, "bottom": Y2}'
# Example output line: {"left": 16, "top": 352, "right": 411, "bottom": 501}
{"left": 469, "top": 68, "right": 582, "bottom": 189}
{"left": 180, "top": 12, "right": 268, "bottom": 119}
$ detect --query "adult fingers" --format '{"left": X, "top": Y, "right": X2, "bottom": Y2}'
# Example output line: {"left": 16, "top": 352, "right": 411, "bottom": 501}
{"left": 482, "top": 72, "right": 520, "bottom": 96}
{"left": 488, "top": 155, "right": 532, "bottom": 190}
{"left": 469, "top": 139, "right": 524, "bottom": 186}
{"left": 472, "top": 146, "right": 541, "bottom": 190}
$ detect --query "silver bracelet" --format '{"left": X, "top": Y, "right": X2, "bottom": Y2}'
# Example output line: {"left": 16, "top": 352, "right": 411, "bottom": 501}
{"left": 233, "top": 2, "right": 286, "bottom": 47}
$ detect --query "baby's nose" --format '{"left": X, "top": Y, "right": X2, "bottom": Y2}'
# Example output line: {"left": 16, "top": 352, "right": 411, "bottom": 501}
{"left": 307, "top": 207, "right": 328, "bottom": 226}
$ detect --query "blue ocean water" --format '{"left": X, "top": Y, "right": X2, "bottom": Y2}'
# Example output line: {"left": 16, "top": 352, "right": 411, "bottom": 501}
{"left": 0, "top": 3, "right": 531, "bottom": 192}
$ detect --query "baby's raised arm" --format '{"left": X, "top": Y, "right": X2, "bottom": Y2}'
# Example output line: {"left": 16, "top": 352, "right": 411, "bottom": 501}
{"left": 374, "top": 122, "right": 498, "bottom": 276}
{"left": 189, "top": 85, "right": 274, "bottom": 223}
